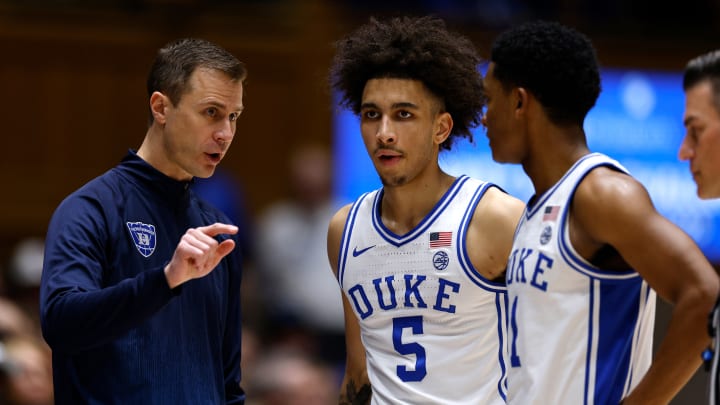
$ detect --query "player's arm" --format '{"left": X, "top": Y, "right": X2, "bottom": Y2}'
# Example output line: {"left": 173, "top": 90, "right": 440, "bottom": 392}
{"left": 327, "top": 205, "right": 371, "bottom": 405}
{"left": 466, "top": 186, "right": 525, "bottom": 281}
{"left": 572, "top": 167, "right": 719, "bottom": 404}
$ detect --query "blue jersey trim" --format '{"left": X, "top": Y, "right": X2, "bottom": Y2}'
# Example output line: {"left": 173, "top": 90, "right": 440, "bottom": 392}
{"left": 457, "top": 182, "right": 507, "bottom": 293}
{"left": 338, "top": 192, "right": 371, "bottom": 285}
{"left": 525, "top": 153, "right": 603, "bottom": 220}
{"left": 591, "top": 279, "right": 645, "bottom": 404}
{"left": 372, "top": 176, "right": 470, "bottom": 247}
{"left": 496, "top": 291, "right": 509, "bottom": 402}
{"left": 555, "top": 161, "right": 640, "bottom": 280}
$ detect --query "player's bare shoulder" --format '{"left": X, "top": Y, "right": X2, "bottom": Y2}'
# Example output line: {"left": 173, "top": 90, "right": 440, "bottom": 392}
{"left": 572, "top": 166, "right": 654, "bottom": 236}
{"left": 466, "top": 186, "right": 525, "bottom": 281}
{"left": 474, "top": 186, "right": 525, "bottom": 225}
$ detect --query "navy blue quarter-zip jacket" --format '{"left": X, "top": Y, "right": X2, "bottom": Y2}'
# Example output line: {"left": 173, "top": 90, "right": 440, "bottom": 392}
{"left": 40, "top": 151, "right": 244, "bottom": 404}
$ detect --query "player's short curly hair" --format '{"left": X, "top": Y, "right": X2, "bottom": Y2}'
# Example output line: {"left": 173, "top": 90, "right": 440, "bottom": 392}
{"left": 490, "top": 20, "right": 600, "bottom": 126}
{"left": 329, "top": 15, "right": 485, "bottom": 151}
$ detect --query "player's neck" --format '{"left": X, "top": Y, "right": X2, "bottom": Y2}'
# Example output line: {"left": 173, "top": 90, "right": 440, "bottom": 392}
{"left": 524, "top": 136, "right": 590, "bottom": 197}
{"left": 379, "top": 171, "right": 455, "bottom": 235}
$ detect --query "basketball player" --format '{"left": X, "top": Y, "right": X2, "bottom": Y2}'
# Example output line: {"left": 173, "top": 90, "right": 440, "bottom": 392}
{"left": 483, "top": 20, "right": 719, "bottom": 404}
{"left": 678, "top": 48, "right": 720, "bottom": 405}
{"left": 40, "top": 39, "right": 247, "bottom": 403}
{"left": 327, "top": 16, "right": 525, "bottom": 404}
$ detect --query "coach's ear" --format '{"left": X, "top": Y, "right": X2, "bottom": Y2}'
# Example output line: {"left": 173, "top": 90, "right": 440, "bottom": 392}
{"left": 434, "top": 111, "right": 453, "bottom": 146}
{"left": 150, "top": 91, "right": 170, "bottom": 125}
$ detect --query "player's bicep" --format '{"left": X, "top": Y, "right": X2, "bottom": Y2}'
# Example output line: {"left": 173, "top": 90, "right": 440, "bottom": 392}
{"left": 574, "top": 170, "right": 712, "bottom": 302}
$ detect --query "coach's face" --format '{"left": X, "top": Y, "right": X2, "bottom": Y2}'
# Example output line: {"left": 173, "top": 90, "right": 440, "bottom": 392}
{"left": 680, "top": 80, "right": 720, "bottom": 199}
{"left": 150, "top": 67, "right": 244, "bottom": 181}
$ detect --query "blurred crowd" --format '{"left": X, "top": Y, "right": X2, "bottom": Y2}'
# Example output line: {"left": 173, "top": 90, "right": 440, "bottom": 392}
{"left": 0, "top": 143, "right": 344, "bottom": 404}
{"left": 0, "top": 238, "right": 54, "bottom": 405}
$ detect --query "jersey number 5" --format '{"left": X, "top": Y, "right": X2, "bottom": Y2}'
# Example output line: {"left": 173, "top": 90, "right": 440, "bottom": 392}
{"left": 392, "top": 316, "right": 427, "bottom": 381}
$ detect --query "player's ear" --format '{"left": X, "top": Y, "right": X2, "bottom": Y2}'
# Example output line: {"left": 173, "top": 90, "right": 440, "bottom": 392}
{"left": 514, "top": 87, "right": 529, "bottom": 118}
{"left": 434, "top": 111, "right": 453, "bottom": 146}
{"left": 150, "top": 91, "right": 170, "bottom": 125}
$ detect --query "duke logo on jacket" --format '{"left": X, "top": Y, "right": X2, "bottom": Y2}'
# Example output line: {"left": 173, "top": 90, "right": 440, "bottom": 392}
{"left": 126, "top": 221, "right": 157, "bottom": 258}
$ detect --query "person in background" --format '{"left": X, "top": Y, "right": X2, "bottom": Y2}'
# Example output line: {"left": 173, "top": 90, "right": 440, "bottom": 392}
{"left": 255, "top": 143, "right": 345, "bottom": 365}
{"left": 327, "top": 15, "right": 524, "bottom": 404}
{"left": 0, "top": 335, "right": 54, "bottom": 405}
{"left": 244, "top": 348, "right": 338, "bottom": 405}
{"left": 677, "top": 48, "right": 720, "bottom": 405}
{"left": 483, "top": 20, "right": 719, "bottom": 404}
{"left": 40, "top": 38, "right": 248, "bottom": 404}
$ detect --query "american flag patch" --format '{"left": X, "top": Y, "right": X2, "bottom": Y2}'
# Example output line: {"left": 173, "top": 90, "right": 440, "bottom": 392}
{"left": 543, "top": 205, "right": 560, "bottom": 222}
{"left": 429, "top": 231, "right": 452, "bottom": 248}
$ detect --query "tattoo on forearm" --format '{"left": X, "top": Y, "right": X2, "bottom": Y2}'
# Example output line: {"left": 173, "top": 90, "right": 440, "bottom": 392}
{"left": 339, "top": 379, "right": 371, "bottom": 405}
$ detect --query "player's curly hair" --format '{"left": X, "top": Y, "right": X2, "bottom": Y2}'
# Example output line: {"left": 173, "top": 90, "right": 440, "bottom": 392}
{"left": 329, "top": 15, "right": 485, "bottom": 151}
{"left": 490, "top": 20, "right": 600, "bottom": 126}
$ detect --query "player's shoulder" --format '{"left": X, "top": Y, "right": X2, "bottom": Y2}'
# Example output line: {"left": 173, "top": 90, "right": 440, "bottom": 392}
{"left": 473, "top": 184, "right": 525, "bottom": 221}
{"left": 575, "top": 166, "right": 650, "bottom": 209}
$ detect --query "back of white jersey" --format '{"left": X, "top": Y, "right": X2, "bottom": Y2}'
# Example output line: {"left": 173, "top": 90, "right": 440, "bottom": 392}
{"left": 338, "top": 176, "right": 509, "bottom": 405}
{"left": 506, "top": 153, "right": 656, "bottom": 405}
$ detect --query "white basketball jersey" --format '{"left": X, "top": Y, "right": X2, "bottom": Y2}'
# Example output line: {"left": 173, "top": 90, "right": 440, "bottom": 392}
{"left": 338, "top": 175, "right": 509, "bottom": 405}
{"left": 506, "top": 153, "right": 656, "bottom": 405}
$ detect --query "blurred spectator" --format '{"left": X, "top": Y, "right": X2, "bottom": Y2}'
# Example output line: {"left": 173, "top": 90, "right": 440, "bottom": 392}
{"left": 0, "top": 297, "right": 34, "bottom": 339}
{"left": 0, "top": 335, "right": 53, "bottom": 405}
{"left": 0, "top": 295, "right": 52, "bottom": 405}
{"left": 8, "top": 238, "right": 44, "bottom": 290}
{"left": 245, "top": 348, "right": 338, "bottom": 405}
{"left": 5, "top": 238, "right": 45, "bottom": 325}
{"left": 254, "top": 143, "right": 345, "bottom": 365}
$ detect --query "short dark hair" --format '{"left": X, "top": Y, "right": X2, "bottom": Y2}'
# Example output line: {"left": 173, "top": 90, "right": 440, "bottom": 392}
{"left": 146, "top": 38, "right": 247, "bottom": 122}
{"left": 490, "top": 20, "right": 600, "bottom": 126}
{"left": 329, "top": 15, "right": 485, "bottom": 150}
{"left": 683, "top": 49, "right": 720, "bottom": 113}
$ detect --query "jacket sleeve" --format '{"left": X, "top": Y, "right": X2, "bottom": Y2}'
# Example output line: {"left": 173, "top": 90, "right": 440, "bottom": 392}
{"left": 39, "top": 194, "right": 178, "bottom": 354}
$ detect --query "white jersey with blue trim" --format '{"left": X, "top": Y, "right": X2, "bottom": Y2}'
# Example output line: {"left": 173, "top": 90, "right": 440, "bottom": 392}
{"left": 506, "top": 153, "right": 656, "bottom": 405}
{"left": 338, "top": 175, "right": 509, "bottom": 405}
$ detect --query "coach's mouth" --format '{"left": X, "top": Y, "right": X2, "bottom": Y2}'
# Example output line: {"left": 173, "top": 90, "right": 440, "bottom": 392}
{"left": 206, "top": 152, "right": 222, "bottom": 163}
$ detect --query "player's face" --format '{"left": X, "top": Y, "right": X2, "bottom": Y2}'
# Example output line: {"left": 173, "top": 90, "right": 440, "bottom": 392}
{"left": 482, "top": 63, "right": 525, "bottom": 164}
{"left": 158, "top": 68, "right": 244, "bottom": 181}
{"left": 360, "top": 78, "right": 450, "bottom": 187}
{"left": 680, "top": 80, "right": 720, "bottom": 199}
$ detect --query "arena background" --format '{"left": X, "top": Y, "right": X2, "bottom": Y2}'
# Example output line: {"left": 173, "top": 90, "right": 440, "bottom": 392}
{"left": 0, "top": 1, "right": 717, "bottom": 403}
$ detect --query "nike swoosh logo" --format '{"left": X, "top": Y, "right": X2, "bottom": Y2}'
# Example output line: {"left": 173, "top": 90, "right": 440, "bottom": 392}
{"left": 352, "top": 245, "right": 376, "bottom": 257}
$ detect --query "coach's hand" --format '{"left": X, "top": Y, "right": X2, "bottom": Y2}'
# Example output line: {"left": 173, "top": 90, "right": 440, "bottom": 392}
{"left": 164, "top": 223, "right": 238, "bottom": 289}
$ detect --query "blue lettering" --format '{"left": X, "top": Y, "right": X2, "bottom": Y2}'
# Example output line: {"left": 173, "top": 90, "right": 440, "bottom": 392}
{"left": 348, "top": 284, "right": 373, "bottom": 319}
{"left": 373, "top": 276, "right": 398, "bottom": 310}
{"left": 530, "top": 252, "right": 553, "bottom": 291}
{"left": 433, "top": 278, "right": 459, "bottom": 313}
{"left": 514, "top": 248, "right": 532, "bottom": 284}
{"left": 404, "top": 275, "right": 428, "bottom": 308}
{"left": 507, "top": 249, "right": 518, "bottom": 285}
